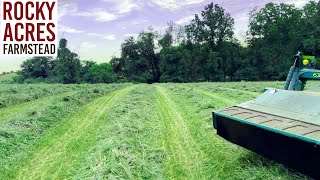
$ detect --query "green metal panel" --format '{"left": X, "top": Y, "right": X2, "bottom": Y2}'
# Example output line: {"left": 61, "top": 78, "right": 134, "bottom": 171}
{"left": 238, "top": 89, "right": 320, "bottom": 126}
{"left": 303, "top": 55, "right": 316, "bottom": 60}
{"left": 214, "top": 112, "right": 320, "bottom": 145}
{"left": 302, "top": 56, "right": 316, "bottom": 60}
{"left": 300, "top": 55, "right": 316, "bottom": 69}
{"left": 299, "top": 69, "right": 320, "bottom": 80}
{"left": 213, "top": 111, "right": 320, "bottom": 179}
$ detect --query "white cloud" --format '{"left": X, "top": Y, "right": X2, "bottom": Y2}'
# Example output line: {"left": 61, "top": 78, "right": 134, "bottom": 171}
{"left": 81, "top": 42, "right": 97, "bottom": 48}
{"left": 58, "top": 0, "right": 77, "bottom": 19}
{"left": 176, "top": 15, "right": 194, "bottom": 25}
{"left": 116, "top": 0, "right": 140, "bottom": 14}
{"left": 132, "top": 19, "right": 148, "bottom": 25}
{"left": 87, "top": 32, "right": 102, "bottom": 37}
{"left": 59, "top": 25, "right": 84, "bottom": 33}
{"left": 77, "top": 10, "right": 119, "bottom": 22}
{"left": 75, "top": 0, "right": 143, "bottom": 23}
{"left": 86, "top": 32, "right": 117, "bottom": 41}
{"left": 103, "top": 35, "right": 116, "bottom": 40}
{"left": 62, "top": 0, "right": 142, "bottom": 22}
{"left": 101, "top": 0, "right": 142, "bottom": 14}
{"left": 152, "top": 0, "right": 206, "bottom": 10}
{"left": 287, "top": 0, "right": 309, "bottom": 8}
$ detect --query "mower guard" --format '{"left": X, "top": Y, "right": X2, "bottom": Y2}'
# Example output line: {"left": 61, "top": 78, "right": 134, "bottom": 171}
{"left": 213, "top": 89, "right": 320, "bottom": 178}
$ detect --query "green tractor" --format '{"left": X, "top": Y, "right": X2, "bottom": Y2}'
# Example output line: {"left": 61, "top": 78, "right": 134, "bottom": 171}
{"left": 285, "top": 52, "right": 320, "bottom": 91}
{"left": 213, "top": 52, "right": 320, "bottom": 178}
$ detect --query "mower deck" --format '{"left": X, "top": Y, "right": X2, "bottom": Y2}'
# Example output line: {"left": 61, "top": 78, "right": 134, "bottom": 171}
{"left": 215, "top": 106, "right": 320, "bottom": 142}
{"left": 213, "top": 89, "right": 320, "bottom": 178}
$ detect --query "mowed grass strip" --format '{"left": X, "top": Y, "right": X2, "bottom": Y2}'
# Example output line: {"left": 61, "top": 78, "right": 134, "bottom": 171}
{"left": 159, "top": 83, "right": 304, "bottom": 179}
{"left": 7, "top": 86, "right": 135, "bottom": 180}
{"left": 0, "top": 84, "right": 78, "bottom": 108}
{"left": 216, "top": 87, "right": 260, "bottom": 96}
{"left": 0, "top": 84, "right": 130, "bottom": 178}
{"left": 155, "top": 85, "right": 211, "bottom": 179}
{"left": 193, "top": 88, "right": 237, "bottom": 105}
{"left": 73, "top": 85, "right": 166, "bottom": 179}
{"left": 0, "top": 91, "right": 77, "bottom": 122}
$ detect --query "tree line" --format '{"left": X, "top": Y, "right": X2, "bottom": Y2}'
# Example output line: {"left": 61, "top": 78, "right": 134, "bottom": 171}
{"left": 16, "top": 39, "right": 115, "bottom": 83}
{"left": 17, "top": 1, "right": 320, "bottom": 84}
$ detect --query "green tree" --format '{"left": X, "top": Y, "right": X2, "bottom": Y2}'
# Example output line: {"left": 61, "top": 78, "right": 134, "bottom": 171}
{"left": 84, "top": 63, "right": 115, "bottom": 83}
{"left": 137, "top": 30, "right": 161, "bottom": 83}
{"left": 53, "top": 38, "right": 81, "bottom": 84}
{"left": 18, "top": 57, "right": 53, "bottom": 80}
{"left": 207, "top": 51, "right": 223, "bottom": 81}
{"left": 121, "top": 37, "right": 147, "bottom": 81}
{"left": 80, "top": 60, "right": 96, "bottom": 80}
{"left": 110, "top": 57, "right": 125, "bottom": 79}
{"left": 160, "top": 46, "right": 187, "bottom": 82}
{"left": 119, "top": 29, "right": 161, "bottom": 83}
{"left": 301, "top": 1, "right": 320, "bottom": 55}
{"left": 247, "top": 3, "right": 303, "bottom": 80}
{"left": 186, "top": 3, "right": 234, "bottom": 48}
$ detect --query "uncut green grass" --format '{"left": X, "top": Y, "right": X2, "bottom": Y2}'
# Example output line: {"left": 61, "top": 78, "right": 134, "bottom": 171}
{"left": 0, "top": 82, "right": 313, "bottom": 179}
{"left": 0, "top": 73, "right": 17, "bottom": 83}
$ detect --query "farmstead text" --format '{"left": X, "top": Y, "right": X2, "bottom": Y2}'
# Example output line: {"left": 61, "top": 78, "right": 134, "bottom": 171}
{"left": 0, "top": 0, "right": 57, "bottom": 56}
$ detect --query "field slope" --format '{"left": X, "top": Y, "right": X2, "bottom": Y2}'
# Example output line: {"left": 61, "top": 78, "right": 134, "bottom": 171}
{"left": 0, "top": 82, "right": 307, "bottom": 179}
{"left": 0, "top": 73, "right": 17, "bottom": 83}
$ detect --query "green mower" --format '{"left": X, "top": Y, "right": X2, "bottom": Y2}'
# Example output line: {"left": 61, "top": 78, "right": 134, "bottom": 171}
{"left": 213, "top": 52, "right": 320, "bottom": 178}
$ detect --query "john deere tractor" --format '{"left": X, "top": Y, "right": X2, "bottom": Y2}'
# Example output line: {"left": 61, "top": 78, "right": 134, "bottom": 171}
{"left": 285, "top": 52, "right": 320, "bottom": 91}
{"left": 213, "top": 52, "right": 320, "bottom": 178}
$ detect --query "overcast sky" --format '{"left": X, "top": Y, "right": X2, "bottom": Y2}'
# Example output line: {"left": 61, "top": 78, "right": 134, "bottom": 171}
{"left": 0, "top": 0, "right": 311, "bottom": 73}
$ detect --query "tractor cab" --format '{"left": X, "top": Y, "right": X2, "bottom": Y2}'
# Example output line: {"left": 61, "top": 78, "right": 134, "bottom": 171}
{"left": 300, "top": 55, "right": 317, "bottom": 69}
{"left": 285, "top": 52, "right": 320, "bottom": 91}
